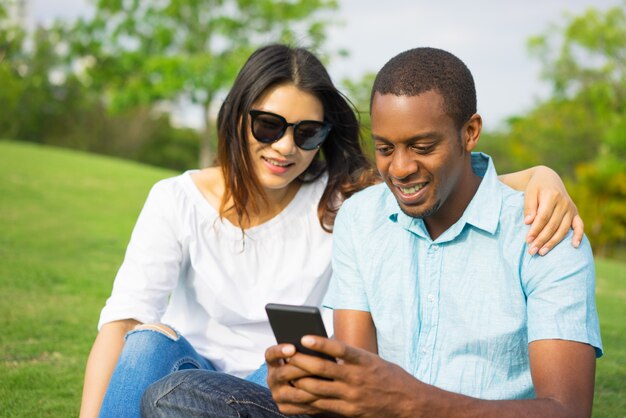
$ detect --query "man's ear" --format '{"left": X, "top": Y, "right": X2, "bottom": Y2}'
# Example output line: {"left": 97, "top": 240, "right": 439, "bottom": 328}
{"left": 463, "top": 114, "right": 482, "bottom": 152}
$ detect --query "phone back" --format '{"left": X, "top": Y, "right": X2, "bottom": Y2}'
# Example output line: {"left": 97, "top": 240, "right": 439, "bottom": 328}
{"left": 265, "top": 303, "right": 334, "bottom": 361}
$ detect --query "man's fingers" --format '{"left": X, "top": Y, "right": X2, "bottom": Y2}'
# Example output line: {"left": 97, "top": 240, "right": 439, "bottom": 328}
{"left": 265, "top": 344, "right": 296, "bottom": 366}
{"left": 272, "top": 361, "right": 316, "bottom": 386}
{"left": 283, "top": 352, "right": 341, "bottom": 382}
{"left": 281, "top": 336, "right": 364, "bottom": 381}
{"left": 276, "top": 402, "right": 321, "bottom": 416}
{"left": 272, "top": 382, "right": 325, "bottom": 416}
{"left": 272, "top": 383, "right": 321, "bottom": 405}
{"left": 309, "top": 397, "right": 362, "bottom": 418}
{"left": 294, "top": 375, "right": 347, "bottom": 398}
{"left": 266, "top": 342, "right": 339, "bottom": 416}
{"left": 301, "top": 335, "right": 366, "bottom": 364}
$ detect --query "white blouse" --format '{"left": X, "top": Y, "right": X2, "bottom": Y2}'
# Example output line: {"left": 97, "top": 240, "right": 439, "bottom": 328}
{"left": 98, "top": 171, "right": 333, "bottom": 377}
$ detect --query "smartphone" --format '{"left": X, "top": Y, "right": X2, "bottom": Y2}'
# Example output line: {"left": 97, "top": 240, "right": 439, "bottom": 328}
{"left": 265, "top": 303, "right": 336, "bottom": 362}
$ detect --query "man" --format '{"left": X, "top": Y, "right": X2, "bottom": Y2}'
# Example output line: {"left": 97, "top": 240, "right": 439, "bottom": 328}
{"left": 141, "top": 47, "right": 602, "bottom": 417}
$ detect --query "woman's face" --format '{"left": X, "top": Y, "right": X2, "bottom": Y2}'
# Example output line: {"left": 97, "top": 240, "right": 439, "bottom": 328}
{"left": 246, "top": 83, "right": 323, "bottom": 193}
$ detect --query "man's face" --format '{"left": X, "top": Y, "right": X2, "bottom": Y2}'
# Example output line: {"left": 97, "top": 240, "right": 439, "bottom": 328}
{"left": 371, "top": 90, "right": 474, "bottom": 222}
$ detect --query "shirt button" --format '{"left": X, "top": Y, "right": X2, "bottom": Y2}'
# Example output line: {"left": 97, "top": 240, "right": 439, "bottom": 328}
{"left": 428, "top": 294, "right": 435, "bottom": 302}
{"left": 421, "top": 348, "right": 427, "bottom": 354}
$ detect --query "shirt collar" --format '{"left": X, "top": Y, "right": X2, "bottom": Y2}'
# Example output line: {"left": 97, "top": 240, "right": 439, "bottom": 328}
{"left": 386, "top": 152, "right": 502, "bottom": 242}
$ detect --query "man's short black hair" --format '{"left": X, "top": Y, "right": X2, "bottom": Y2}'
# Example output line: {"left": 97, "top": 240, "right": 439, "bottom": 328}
{"left": 371, "top": 47, "right": 477, "bottom": 128}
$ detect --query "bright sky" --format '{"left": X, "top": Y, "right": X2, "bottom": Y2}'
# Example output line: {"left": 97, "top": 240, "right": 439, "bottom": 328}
{"left": 26, "top": 0, "right": 622, "bottom": 129}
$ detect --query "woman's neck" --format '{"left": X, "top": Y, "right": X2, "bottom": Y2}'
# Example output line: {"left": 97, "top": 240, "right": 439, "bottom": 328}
{"left": 191, "top": 167, "right": 303, "bottom": 229}
{"left": 238, "top": 179, "right": 302, "bottom": 228}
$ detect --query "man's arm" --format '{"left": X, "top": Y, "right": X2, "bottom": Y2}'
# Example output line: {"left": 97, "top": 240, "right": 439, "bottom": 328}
{"left": 333, "top": 309, "right": 377, "bottom": 354}
{"left": 267, "top": 336, "right": 596, "bottom": 418}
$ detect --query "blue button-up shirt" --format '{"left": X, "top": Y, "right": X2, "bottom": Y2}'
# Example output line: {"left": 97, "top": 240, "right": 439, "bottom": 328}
{"left": 324, "top": 153, "right": 602, "bottom": 400}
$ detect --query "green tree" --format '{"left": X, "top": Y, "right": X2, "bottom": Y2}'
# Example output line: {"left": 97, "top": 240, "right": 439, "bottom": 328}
{"left": 566, "top": 155, "right": 626, "bottom": 257}
{"left": 68, "top": 0, "right": 339, "bottom": 166}
{"left": 341, "top": 72, "right": 376, "bottom": 159}
{"left": 0, "top": 1, "right": 27, "bottom": 138}
{"left": 478, "top": 1, "right": 626, "bottom": 254}
{"left": 528, "top": 1, "right": 626, "bottom": 161}
{"left": 0, "top": 3, "right": 200, "bottom": 171}
{"left": 0, "top": 5, "right": 101, "bottom": 148}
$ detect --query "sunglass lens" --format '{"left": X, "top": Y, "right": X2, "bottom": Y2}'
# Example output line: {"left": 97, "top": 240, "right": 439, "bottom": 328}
{"left": 252, "top": 114, "right": 285, "bottom": 143}
{"left": 295, "top": 122, "right": 329, "bottom": 150}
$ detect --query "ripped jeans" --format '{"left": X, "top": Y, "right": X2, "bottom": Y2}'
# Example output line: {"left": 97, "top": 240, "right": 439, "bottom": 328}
{"left": 98, "top": 326, "right": 268, "bottom": 418}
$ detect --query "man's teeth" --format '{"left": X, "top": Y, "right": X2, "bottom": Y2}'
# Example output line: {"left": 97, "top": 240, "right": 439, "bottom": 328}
{"left": 399, "top": 184, "right": 425, "bottom": 194}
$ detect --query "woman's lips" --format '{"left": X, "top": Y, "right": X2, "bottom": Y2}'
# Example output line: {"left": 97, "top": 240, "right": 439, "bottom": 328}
{"left": 262, "top": 156, "right": 295, "bottom": 174}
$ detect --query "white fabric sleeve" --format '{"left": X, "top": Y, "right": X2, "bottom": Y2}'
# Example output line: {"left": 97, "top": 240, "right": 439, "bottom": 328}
{"left": 98, "top": 180, "right": 183, "bottom": 329}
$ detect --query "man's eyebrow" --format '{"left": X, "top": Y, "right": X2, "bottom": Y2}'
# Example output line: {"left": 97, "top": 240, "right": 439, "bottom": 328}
{"left": 372, "top": 132, "right": 442, "bottom": 143}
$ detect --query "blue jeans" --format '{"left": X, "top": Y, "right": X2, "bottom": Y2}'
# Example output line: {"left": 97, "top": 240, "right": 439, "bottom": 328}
{"left": 140, "top": 369, "right": 311, "bottom": 417}
{"left": 99, "top": 327, "right": 268, "bottom": 418}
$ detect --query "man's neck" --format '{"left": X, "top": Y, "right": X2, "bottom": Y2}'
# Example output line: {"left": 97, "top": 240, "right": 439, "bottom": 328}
{"left": 424, "top": 164, "right": 482, "bottom": 240}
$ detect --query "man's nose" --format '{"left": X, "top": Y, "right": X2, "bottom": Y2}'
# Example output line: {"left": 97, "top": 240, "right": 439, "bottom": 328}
{"left": 389, "top": 150, "right": 418, "bottom": 179}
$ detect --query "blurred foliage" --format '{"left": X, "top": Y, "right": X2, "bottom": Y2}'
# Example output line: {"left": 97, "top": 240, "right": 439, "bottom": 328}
{"left": 66, "top": 0, "right": 339, "bottom": 166}
{"left": 567, "top": 156, "right": 626, "bottom": 255}
{"left": 0, "top": 1, "right": 200, "bottom": 171}
{"left": 341, "top": 72, "right": 376, "bottom": 159}
{"left": 2, "top": 0, "right": 625, "bottom": 253}
{"left": 0, "top": 0, "right": 339, "bottom": 171}
{"left": 478, "top": 1, "right": 626, "bottom": 256}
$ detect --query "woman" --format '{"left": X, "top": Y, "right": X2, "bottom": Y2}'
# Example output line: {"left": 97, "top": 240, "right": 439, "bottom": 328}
{"left": 79, "top": 44, "right": 582, "bottom": 418}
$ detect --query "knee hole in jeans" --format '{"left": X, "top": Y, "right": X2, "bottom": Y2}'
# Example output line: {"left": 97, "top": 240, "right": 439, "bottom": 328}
{"left": 133, "top": 323, "right": 179, "bottom": 340}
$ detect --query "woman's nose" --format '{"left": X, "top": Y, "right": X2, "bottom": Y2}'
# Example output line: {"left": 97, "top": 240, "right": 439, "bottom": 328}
{"left": 270, "top": 127, "right": 298, "bottom": 156}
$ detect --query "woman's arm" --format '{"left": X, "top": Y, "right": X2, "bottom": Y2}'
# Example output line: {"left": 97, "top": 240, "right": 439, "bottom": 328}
{"left": 79, "top": 181, "right": 183, "bottom": 417}
{"left": 79, "top": 319, "right": 140, "bottom": 418}
{"left": 499, "top": 166, "right": 583, "bottom": 256}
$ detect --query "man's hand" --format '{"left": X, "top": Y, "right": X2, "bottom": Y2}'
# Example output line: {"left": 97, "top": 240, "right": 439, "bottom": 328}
{"left": 265, "top": 342, "right": 327, "bottom": 416}
{"left": 266, "top": 336, "right": 420, "bottom": 417}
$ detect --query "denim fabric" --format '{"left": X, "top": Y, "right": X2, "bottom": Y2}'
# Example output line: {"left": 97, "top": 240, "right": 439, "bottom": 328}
{"left": 99, "top": 328, "right": 268, "bottom": 418}
{"left": 245, "top": 362, "right": 269, "bottom": 387}
{"left": 140, "top": 370, "right": 310, "bottom": 418}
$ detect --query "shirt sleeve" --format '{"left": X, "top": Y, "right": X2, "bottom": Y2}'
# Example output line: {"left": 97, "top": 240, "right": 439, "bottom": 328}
{"left": 323, "top": 198, "right": 370, "bottom": 311}
{"left": 98, "top": 179, "right": 183, "bottom": 329}
{"left": 523, "top": 232, "right": 603, "bottom": 357}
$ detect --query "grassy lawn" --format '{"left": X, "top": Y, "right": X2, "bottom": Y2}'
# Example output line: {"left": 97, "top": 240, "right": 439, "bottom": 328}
{"left": 0, "top": 140, "right": 174, "bottom": 416}
{"left": 1, "top": 140, "right": 624, "bottom": 416}
{"left": 594, "top": 257, "right": 626, "bottom": 417}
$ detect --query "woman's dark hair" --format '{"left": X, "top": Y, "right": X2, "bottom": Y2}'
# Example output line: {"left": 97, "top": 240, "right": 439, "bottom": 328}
{"left": 217, "top": 44, "right": 378, "bottom": 231}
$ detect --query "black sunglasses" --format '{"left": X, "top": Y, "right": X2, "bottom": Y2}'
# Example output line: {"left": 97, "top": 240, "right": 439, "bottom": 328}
{"left": 249, "top": 110, "right": 332, "bottom": 151}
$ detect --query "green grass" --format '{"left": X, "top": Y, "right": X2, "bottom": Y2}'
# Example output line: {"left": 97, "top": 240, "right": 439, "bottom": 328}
{"left": 0, "top": 140, "right": 175, "bottom": 417}
{"left": 594, "top": 258, "right": 626, "bottom": 417}
{"left": 1, "top": 140, "right": 624, "bottom": 416}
